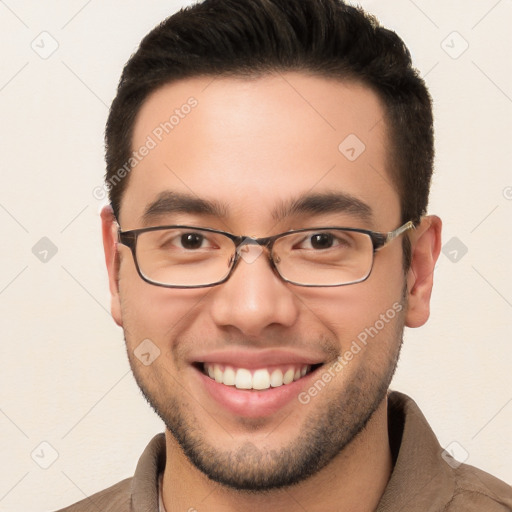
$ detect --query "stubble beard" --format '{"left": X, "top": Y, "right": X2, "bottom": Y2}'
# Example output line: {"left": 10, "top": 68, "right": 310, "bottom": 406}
{"left": 124, "top": 299, "right": 406, "bottom": 491}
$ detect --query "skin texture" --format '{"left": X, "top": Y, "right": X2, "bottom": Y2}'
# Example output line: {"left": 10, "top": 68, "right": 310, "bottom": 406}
{"left": 102, "top": 73, "right": 442, "bottom": 512}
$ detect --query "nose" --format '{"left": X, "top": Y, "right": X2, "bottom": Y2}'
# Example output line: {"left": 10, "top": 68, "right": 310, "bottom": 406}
{"left": 209, "top": 245, "right": 300, "bottom": 338}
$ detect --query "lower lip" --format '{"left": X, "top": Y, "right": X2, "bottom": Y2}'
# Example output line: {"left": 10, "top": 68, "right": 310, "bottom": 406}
{"left": 195, "top": 367, "right": 318, "bottom": 418}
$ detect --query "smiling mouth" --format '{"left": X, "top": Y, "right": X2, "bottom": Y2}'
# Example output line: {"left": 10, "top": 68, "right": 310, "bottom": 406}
{"left": 197, "top": 362, "right": 322, "bottom": 390}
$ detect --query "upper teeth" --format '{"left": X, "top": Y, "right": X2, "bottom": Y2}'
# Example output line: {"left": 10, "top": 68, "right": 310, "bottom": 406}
{"left": 204, "top": 363, "right": 310, "bottom": 390}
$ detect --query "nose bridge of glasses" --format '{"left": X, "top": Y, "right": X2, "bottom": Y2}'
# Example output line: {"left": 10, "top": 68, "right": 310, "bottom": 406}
{"left": 234, "top": 236, "right": 274, "bottom": 266}
{"left": 233, "top": 234, "right": 273, "bottom": 248}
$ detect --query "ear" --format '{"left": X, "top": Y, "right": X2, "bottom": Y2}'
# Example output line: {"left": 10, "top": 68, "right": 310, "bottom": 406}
{"left": 101, "top": 205, "right": 123, "bottom": 327}
{"left": 405, "top": 215, "right": 442, "bottom": 328}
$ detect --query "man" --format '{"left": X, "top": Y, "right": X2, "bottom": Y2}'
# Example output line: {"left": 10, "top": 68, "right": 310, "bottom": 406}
{"left": 58, "top": 0, "right": 512, "bottom": 510}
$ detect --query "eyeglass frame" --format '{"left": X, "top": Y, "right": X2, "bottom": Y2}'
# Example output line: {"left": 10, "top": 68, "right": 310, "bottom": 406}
{"left": 117, "top": 220, "right": 415, "bottom": 289}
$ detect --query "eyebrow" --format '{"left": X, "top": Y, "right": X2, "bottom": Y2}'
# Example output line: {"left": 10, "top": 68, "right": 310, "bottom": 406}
{"left": 272, "top": 192, "right": 373, "bottom": 224}
{"left": 141, "top": 190, "right": 373, "bottom": 226}
{"left": 141, "top": 191, "right": 228, "bottom": 225}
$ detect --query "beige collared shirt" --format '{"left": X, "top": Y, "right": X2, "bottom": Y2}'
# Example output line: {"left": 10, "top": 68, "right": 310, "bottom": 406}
{"left": 56, "top": 391, "right": 512, "bottom": 511}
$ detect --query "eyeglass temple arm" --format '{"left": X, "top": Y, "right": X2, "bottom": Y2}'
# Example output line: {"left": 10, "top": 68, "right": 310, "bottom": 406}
{"left": 385, "top": 220, "right": 415, "bottom": 244}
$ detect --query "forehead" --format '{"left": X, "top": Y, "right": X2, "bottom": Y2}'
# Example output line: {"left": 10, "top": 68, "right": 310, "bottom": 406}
{"left": 121, "top": 73, "right": 400, "bottom": 230}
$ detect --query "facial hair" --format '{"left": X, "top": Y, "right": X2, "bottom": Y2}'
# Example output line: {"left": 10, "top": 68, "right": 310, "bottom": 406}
{"left": 124, "top": 301, "right": 405, "bottom": 491}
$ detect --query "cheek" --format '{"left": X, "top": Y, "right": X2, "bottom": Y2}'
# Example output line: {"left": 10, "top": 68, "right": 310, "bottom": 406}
{"left": 117, "top": 251, "right": 209, "bottom": 344}
{"left": 297, "top": 259, "right": 405, "bottom": 360}
{"left": 303, "top": 281, "right": 404, "bottom": 335}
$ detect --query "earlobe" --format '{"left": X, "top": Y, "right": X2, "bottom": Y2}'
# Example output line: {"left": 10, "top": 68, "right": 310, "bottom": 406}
{"left": 405, "top": 215, "right": 442, "bottom": 328}
{"left": 100, "top": 205, "right": 123, "bottom": 327}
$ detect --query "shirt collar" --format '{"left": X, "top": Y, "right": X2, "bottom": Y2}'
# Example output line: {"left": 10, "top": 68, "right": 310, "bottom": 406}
{"left": 376, "top": 391, "right": 454, "bottom": 511}
{"left": 158, "top": 472, "right": 167, "bottom": 512}
{"left": 130, "top": 431, "right": 166, "bottom": 511}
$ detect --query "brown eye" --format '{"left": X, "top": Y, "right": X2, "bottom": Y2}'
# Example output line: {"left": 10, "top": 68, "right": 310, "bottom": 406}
{"left": 181, "top": 233, "right": 205, "bottom": 249}
{"left": 310, "top": 233, "right": 334, "bottom": 249}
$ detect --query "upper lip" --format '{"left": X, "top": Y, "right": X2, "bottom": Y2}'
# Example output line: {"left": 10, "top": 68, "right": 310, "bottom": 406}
{"left": 190, "top": 349, "right": 325, "bottom": 369}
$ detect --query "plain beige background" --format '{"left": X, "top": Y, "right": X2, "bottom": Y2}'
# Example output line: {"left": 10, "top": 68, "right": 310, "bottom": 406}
{"left": 0, "top": 1, "right": 511, "bottom": 510}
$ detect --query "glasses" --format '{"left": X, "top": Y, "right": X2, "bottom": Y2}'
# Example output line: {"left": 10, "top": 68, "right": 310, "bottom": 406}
{"left": 117, "top": 221, "right": 414, "bottom": 288}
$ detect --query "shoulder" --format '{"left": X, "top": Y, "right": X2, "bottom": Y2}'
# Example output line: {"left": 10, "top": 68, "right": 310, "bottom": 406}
{"left": 385, "top": 392, "right": 512, "bottom": 511}
{"left": 53, "top": 477, "right": 132, "bottom": 512}
{"left": 445, "top": 462, "right": 512, "bottom": 511}
{"left": 53, "top": 432, "right": 166, "bottom": 511}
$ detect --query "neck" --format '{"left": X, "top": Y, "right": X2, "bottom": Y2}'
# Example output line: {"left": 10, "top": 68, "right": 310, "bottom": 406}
{"left": 162, "top": 397, "right": 392, "bottom": 512}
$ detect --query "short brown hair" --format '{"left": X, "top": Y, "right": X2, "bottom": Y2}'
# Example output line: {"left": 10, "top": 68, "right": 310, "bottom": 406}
{"left": 105, "top": 0, "right": 434, "bottom": 240}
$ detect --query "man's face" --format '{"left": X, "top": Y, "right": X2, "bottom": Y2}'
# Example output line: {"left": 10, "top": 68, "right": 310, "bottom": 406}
{"left": 108, "top": 73, "right": 410, "bottom": 489}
